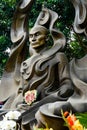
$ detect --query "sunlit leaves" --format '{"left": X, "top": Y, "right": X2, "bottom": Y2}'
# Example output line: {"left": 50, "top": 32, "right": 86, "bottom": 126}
{"left": 2, "top": 0, "right": 16, "bottom": 7}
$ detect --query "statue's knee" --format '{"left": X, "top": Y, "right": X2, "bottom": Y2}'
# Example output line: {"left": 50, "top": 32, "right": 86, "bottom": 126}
{"left": 35, "top": 110, "right": 46, "bottom": 128}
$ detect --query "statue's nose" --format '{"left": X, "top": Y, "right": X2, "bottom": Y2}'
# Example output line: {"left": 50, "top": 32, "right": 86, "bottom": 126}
{"left": 32, "top": 35, "right": 36, "bottom": 41}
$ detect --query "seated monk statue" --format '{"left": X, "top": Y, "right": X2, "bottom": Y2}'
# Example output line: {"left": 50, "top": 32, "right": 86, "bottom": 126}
{"left": 1, "top": 0, "right": 87, "bottom": 130}
{"left": 17, "top": 8, "right": 74, "bottom": 130}
{"left": 0, "top": 2, "right": 74, "bottom": 129}
{"left": 0, "top": 8, "right": 73, "bottom": 110}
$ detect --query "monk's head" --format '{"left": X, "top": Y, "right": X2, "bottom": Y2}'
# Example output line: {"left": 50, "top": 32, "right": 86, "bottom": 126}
{"left": 29, "top": 25, "right": 48, "bottom": 49}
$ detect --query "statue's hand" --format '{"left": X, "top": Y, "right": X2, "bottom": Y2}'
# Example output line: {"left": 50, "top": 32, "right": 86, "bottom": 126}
{"left": 17, "top": 103, "right": 31, "bottom": 112}
{"left": 58, "top": 86, "right": 74, "bottom": 98}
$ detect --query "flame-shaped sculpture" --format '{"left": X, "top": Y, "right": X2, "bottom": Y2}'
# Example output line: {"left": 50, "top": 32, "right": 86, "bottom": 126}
{"left": 0, "top": 0, "right": 35, "bottom": 101}
{"left": 71, "top": 0, "right": 87, "bottom": 36}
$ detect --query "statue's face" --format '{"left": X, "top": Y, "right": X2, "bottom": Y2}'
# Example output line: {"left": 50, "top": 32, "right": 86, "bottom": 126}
{"left": 29, "top": 26, "right": 48, "bottom": 48}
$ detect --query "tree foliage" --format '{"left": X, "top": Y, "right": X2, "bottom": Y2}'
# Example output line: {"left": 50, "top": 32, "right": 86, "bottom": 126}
{"left": 0, "top": 0, "right": 16, "bottom": 77}
{"left": 0, "top": 0, "right": 87, "bottom": 77}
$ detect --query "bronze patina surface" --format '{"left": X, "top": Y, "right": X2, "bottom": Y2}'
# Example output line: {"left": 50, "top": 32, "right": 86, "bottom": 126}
{"left": 0, "top": 0, "right": 87, "bottom": 130}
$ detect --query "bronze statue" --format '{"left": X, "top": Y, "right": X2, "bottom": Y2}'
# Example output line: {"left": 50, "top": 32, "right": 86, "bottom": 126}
{"left": 0, "top": 0, "right": 87, "bottom": 130}
{"left": 0, "top": 0, "right": 74, "bottom": 129}
{"left": 0, "top": 5, "right": 73, "bottom": 111}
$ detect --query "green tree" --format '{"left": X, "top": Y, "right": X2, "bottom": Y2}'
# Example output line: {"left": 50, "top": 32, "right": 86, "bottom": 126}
{"left": 0, "top": 0, "right": 16, "bottom": 77}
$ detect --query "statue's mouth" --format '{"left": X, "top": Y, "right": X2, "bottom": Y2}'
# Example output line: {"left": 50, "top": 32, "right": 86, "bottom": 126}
{"left": 31, "top": 41, "right": 37, "bottom": 45}
{"left": 31, "top": 42, "right": 40, "bottom": 48}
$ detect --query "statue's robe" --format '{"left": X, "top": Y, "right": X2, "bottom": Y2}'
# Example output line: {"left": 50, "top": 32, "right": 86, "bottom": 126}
{"left": 1, "top": 52, "right": 73, "bottom": 110}
{"left": 35, "top": 55, "right": 87, "bottom": 130}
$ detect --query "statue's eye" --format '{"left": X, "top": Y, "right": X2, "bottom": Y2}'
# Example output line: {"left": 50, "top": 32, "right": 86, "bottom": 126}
{"left": 35, "top": 32, "right": 40, "bottom": 36}
{"left": 29, "top": 34, "right": 33, "bottom": 38}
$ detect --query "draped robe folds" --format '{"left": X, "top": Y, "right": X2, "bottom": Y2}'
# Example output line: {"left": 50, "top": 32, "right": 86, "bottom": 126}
{"left": 21, "top": 51, "right": 72, "bottom": 98}
{"left": 69, "top": 54, "right": 87, "bottom": 102}
{"left": 20, "top": 51, "right": 73, "bottom": 128}
{"left": 35, "top": 55, "right": 87, "bottom": 130}
{"left": 2, "top": 51, "right": 73, "bottom": 110}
